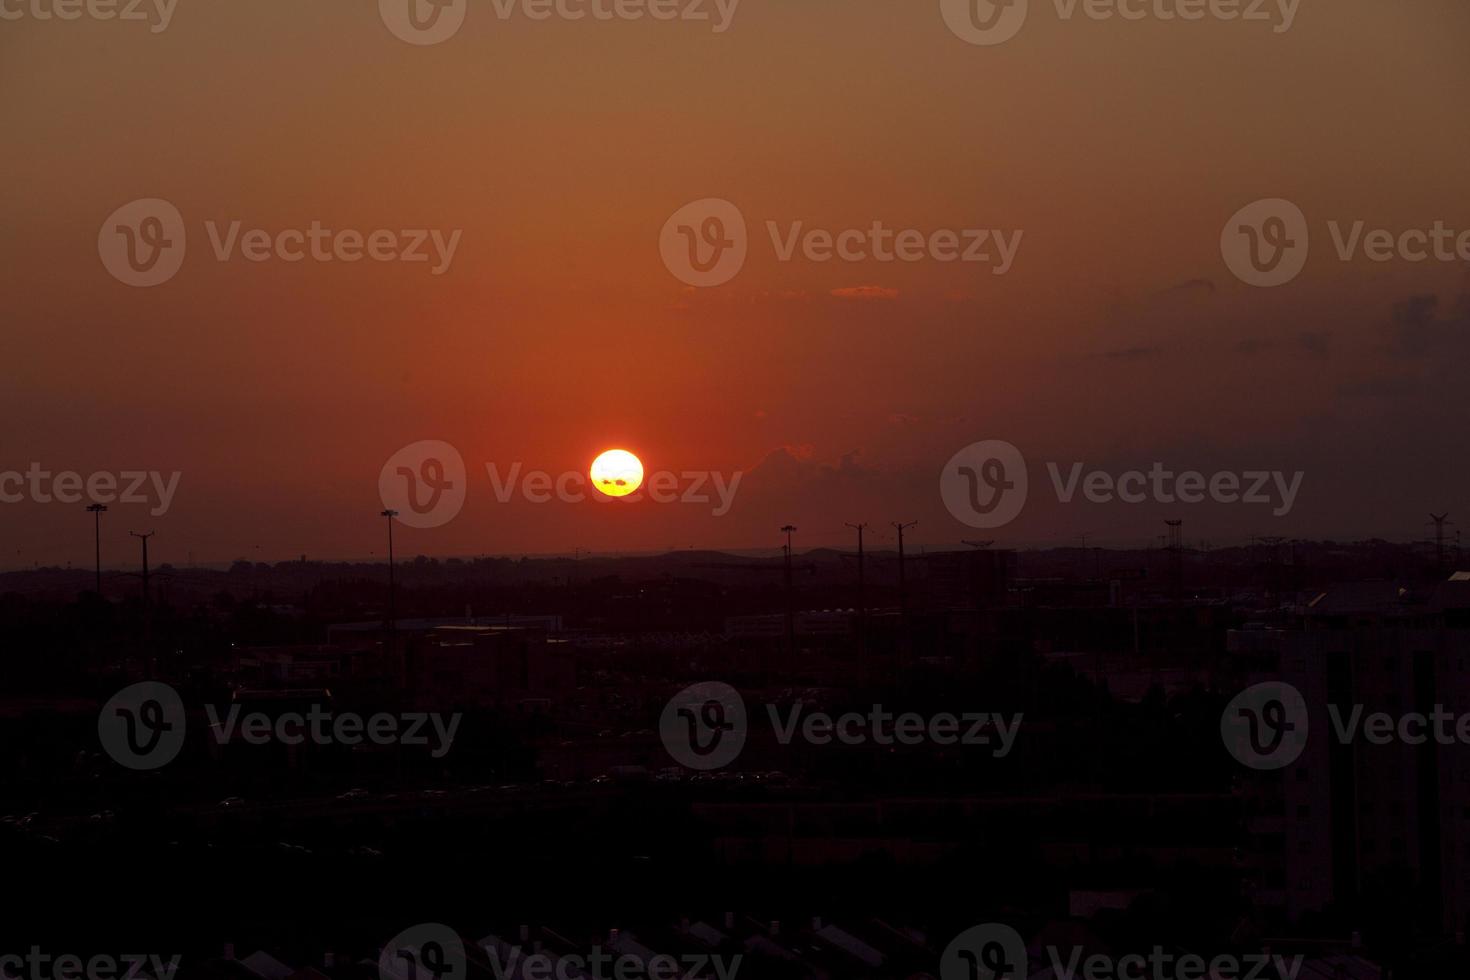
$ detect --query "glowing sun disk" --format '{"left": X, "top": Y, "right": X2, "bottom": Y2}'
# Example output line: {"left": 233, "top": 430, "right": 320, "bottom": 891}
{"left": 590, "top": 449, "right": 644, "bottom": 498}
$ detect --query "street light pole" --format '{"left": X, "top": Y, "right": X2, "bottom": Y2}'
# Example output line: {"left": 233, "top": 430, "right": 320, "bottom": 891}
{"left": 381, "top": 509, "right": 399, "bottom": 655}
{"left": 87, "top": 503, "right": 107, "bottom": 596}
{"left": 130, "top": 530, "right": 154, "bottom": 677}
{"left": 781, "top": 524, "right": 797, "bottom": 656}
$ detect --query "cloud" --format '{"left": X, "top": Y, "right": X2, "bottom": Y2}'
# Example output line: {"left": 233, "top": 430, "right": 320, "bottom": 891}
{"left": 744, "top": 445, "right": 880, "bottom": 493}
{"left": 1384, "top": 293, "right": 1466, "bottom": 358}
{"left": 830, "top": 285, "right": 899, "bottom": 301}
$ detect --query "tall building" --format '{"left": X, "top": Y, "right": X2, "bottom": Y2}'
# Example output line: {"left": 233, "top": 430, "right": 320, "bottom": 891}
{"left": 1229, "top": 580, "right": 1470, "bottom": 939}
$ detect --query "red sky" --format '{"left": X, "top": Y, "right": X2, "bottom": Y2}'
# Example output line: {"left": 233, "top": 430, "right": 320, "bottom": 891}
{"left": 2, "top": 0, "right": 1469, "bottom": 567}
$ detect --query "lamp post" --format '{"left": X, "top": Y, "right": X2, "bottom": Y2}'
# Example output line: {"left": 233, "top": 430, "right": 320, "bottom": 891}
{"left": 87, "top": 503, "right": 107, "bottom": 596}
{"left": 781, "top": 525, "right": 797, "bottom": 655}
{"left": 381, "top": 509, "right": 399, "bottom": 654}
{"left": 130, "top": 530, "right": 155, "bottom": 677}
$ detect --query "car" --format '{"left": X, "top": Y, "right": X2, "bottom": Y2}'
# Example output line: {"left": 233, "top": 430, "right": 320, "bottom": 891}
{"left": 217, "top": 797, "right": 245, "bottom": 809}
{"left": 336, "top": 788, "right": 371, "bottom": 802}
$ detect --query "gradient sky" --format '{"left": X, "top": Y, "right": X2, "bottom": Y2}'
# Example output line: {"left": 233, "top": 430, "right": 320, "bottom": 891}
{"left": 3, "top": 0, "right": 1469, "bottom": 568}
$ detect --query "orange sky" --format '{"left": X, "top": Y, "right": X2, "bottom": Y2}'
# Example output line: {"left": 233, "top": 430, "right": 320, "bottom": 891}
{"left": 2, "top": 0, "right": 1469, "bottom": 567}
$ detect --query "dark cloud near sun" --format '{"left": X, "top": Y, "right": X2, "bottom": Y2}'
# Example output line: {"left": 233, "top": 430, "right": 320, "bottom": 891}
{"left": 830, "top": 285, "right": 899, "bottom": 301}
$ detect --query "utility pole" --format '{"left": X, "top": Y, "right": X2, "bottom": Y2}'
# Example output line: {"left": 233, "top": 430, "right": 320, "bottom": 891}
{"left": 381, "top": 509, "right": 399, "bottom": 655}
{"left": 891, "top": 521, "right": 918, "bottom": 685}
{"left": 781, "top": 525, "right": 797, "bottom": 656}
{"left": 891, "top": 521, "right": 917, "bottom": 619}
{"left": 87, "top": 503, "right": 107, "bottom": 596}
{"left": 130, "top": 531, "right": 154, "bottom": 678}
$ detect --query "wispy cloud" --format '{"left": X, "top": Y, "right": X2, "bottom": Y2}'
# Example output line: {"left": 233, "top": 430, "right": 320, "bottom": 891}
{"left": 830, "top": 285, "right": 899, "bottom": 301}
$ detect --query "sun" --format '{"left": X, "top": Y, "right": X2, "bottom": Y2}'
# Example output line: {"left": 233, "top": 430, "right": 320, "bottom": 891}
{"left": 590, "top": 449, "right": 644, "bottom": 498}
